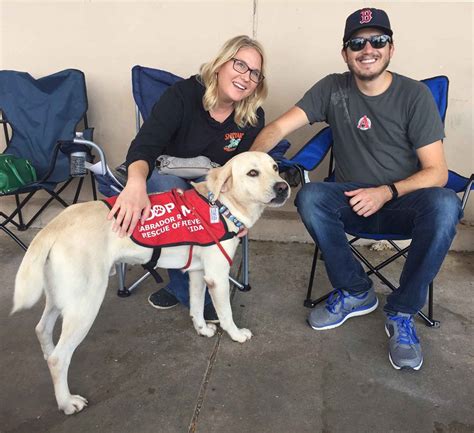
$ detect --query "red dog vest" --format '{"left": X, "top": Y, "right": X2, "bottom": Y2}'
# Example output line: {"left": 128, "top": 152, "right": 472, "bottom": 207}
{"left": 103, "top": 189, "right": 235, "bottom": 248}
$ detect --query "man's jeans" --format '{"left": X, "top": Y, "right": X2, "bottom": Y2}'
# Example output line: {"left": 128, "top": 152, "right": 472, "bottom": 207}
{"left": 146, "top": 169, "right": 211, "bottom": 308}
{"left": 295, "top": 182, "right": 462, "bottom": 315}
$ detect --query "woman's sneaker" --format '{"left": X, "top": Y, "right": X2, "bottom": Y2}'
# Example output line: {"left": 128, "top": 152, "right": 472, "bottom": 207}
{"left": 307, "top": 287, "right": 378, "bottom": 330}
{"left": 148, "top": 288, "right": 179, "bottom": 309}
{"left": 385, "top": 312, "right": 423, "bottom": 370}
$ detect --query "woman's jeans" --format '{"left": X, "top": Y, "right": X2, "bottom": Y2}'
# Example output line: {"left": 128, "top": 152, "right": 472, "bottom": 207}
{"left": 146, "top": 170, "right": 211, "bottom": 308}
{"left": 295, "top": 182, "right": 463, "bottom": 315}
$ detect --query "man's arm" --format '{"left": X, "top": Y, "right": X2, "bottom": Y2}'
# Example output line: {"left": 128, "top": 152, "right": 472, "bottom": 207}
{"left": 250, "top": 106, "right": 309, "bottom": 153}
{"left": 346, "top": 140, "right": 448, "bottom": 217}
{"left": 394, "top": 140, "right": 448, "bottom": 195}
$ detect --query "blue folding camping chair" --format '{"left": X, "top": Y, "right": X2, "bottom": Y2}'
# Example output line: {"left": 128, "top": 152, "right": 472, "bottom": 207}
{"left": 94, "top": 65, "right": 290, "bottom": 297}
{"left": 0, "top": 69, "right": 97, "bottom": 250}
{"left": 279, "top": 75, "right": 474, "bottom": 327}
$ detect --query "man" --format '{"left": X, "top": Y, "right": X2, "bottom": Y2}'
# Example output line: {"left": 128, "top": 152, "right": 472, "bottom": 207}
{"left": 251, "top": 8, "right": 462, "bottom": 370}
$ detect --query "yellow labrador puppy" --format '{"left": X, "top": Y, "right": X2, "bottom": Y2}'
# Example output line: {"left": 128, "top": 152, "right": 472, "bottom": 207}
{"left": 11, "top": 151, "right": 290, "bottom": 415}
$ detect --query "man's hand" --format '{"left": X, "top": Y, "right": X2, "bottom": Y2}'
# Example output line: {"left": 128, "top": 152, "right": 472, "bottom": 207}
{"left": 344, "top": 186, "right": 392, "bottom": 217}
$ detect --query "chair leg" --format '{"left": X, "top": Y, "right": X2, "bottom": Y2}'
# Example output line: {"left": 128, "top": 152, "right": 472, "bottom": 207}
{"left": 0, "top": 192, "right": 35, "bottom": 230}
{"left": 304, "top": 239, "right": 441, "bottom": 326}
{"left": 417, "top": 310, "right": 440, "bottom": 327}
{"left": 229, "top": 234, "right": 251, "bottom": 291}
{"left": 116, "top": 263, "right": 132, "bottom": 297}
{"left": 304, "top": 244, "right": 321, "bottom": 308}
{"left": 240, "top": 234, "right": 251, "bottom": 291}
{"left": 353, "top": 245, "right": 440, "bottom": 328}
{"left": 0, "top": 225, "right": 28, "bottom": 251}
{"left": 90, "top": 172, "right": 98, "bottom": 201}
{"left": 116, "top": 262, "right": 158, "bottom": 298}
{"left": 428, "top": 281, "right": 434, "bottom": 319}
{"left": 421, "top": 281, "right": 440, "bottom": 328}
{"left": 15, "top": 194, "right": 27, "bottom": 231}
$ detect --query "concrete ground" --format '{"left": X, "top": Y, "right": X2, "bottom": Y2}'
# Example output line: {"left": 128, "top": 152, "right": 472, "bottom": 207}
{"left": 1, "top": 229, "right": 473, "bottom": 433}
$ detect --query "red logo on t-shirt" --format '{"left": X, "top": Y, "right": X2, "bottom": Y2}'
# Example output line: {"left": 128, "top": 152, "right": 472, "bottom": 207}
{"left": 357, "top": 115, "right": 372, "bottom": 131}
{"left": 360, "top": 9, "right": 373, "bottom": 24}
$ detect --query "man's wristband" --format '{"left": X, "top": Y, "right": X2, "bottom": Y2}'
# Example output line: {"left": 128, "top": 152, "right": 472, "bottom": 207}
{"left": 387, "top": 183, "right": 398, "bottom": 200}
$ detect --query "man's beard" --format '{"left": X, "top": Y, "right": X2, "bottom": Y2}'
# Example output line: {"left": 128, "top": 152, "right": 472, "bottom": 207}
{"left": 347, "top": 57, "right": 391, "bottom": 81}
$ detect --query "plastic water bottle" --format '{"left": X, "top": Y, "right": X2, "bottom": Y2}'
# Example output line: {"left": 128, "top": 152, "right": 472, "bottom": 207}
{"left": 70, "top": 151, "right": 87, "bottom": 177}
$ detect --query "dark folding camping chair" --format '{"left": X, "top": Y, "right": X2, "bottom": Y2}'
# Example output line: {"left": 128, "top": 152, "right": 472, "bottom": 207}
{"left": 94, "top": 65, "right": 290, "bottom": 296}
{"left": 0, "top": 69, "right": 97, "bottom": 250}
{"left": 279, "top": 75, "right": 474, "bottom": 327}
{"left": 95, "top": 65, "right": 291, "bottom": 297}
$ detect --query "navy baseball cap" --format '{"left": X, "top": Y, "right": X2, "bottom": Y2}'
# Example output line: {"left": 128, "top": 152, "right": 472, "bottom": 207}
{"left": 343, "top": 8, "right": 393, "bottom": 43}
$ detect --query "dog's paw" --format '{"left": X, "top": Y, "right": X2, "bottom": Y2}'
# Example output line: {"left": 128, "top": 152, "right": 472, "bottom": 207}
{"left": 59, "top": 394, "right": 88, "bottom": 415}
{"left": 230, "top": 327, "right": 253, "bottom": 343}
{"left": 197, "top": 323, "right": 217, "bottom": 338}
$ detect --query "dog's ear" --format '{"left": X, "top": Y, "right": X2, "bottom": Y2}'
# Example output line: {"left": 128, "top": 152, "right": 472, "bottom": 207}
{"left": 205, "top": 163, "right": 233, "bottom": 201}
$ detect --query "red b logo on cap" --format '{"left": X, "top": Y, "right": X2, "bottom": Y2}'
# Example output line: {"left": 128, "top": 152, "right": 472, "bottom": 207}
{"left": 360, "top": 9, "right": 373, "bottom": 24}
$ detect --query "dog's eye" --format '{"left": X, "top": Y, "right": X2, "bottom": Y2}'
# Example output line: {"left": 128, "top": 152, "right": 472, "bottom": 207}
{"left": 247, "top": 169, "right": 259, "bottom": 177}
{"left": 273, "top": 164, "right": 278, "bottom": 172}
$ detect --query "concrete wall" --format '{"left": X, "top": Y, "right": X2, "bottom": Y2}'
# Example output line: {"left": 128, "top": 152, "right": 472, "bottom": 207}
{"left": 1, "top": 1, "right": 473, "bottom": 225}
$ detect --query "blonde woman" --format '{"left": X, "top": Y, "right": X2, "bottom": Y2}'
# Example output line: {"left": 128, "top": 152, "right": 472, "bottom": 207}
{"left": 108, "top": 35, "right": 267, "bottom": 320}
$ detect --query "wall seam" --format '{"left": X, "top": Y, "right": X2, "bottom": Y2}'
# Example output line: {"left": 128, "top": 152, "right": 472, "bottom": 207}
{"left": 252, "top": 0, "right": 258, "bottom": 38}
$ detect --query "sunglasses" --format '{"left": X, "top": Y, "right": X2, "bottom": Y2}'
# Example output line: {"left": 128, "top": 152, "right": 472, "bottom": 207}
{"left": 344, "top": 34, "right": 392, "bottom": 52}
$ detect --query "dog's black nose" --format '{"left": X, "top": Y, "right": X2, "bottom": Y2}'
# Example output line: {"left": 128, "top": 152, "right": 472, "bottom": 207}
{"left": 270, "top": 181, "right": 290, "bottom": 205}
{"left": 274, "top": 182, "right": 289, "bottom": 195}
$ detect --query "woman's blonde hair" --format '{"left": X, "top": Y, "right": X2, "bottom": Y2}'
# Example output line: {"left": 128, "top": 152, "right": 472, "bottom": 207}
{"left": 198, "top": 35, "right": 268, "bottom": 128}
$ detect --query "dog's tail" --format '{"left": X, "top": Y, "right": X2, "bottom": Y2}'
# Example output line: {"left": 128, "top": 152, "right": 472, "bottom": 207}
{"left": 11, "top": 228, "right": 55, "bottom": 314}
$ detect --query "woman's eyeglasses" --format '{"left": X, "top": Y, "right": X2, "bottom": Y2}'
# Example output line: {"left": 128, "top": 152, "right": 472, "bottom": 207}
{"left": 344, "top": 34, "right": 392, "bottom": 52}
{"left": 231, "top": 58, "right": 264, "bottom": 83}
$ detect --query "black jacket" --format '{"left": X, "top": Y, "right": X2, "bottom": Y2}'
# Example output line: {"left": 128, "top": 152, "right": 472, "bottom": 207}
{"left": 126, "top": 75, "right": 265, "bottom": 176}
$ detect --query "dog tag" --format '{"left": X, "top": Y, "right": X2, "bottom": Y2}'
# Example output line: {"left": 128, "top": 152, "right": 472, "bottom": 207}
{"left": 210, "top": 205, "right": 219, "bottom": 224}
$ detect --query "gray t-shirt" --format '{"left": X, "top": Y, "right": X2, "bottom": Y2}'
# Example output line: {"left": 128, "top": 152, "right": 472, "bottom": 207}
{"left": 296, "top": 72, "right": 445, "bottom": 185}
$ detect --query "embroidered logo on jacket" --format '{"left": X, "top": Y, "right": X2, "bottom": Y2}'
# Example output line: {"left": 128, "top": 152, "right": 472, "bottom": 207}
{"left": 357, "top": 115, "right": 372, "bottom": 131}
{"left": 223, "top": 132, "right": 244, "bottom": 152}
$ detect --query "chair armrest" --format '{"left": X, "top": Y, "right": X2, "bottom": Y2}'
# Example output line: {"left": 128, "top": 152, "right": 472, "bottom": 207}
{"left": 446, "top": 170, "right": 473, "bottom": 211}
{"left": 277, "top": 157, "right": 301, "bottom": 170}
{"left": 277, "top": 127, "right": 334, "bottom": 185}
{"left": 286, "top": 126, "right": 333, "bottom": 171}
{"left": 268, "top": 139, "right": 291, "bottom": 160}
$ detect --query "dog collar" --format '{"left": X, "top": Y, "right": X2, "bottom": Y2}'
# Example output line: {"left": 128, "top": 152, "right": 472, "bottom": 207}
{"left": 207, "top": 192, "right": 245, "bottom": 232}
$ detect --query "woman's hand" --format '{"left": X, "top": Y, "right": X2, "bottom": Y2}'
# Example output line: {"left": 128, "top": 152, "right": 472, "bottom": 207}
{"left": 107, "top": 161, "right": 151, "bottom": 237}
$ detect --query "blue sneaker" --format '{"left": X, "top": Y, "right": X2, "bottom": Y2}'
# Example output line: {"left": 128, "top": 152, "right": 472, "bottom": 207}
{"left": 385, "top": 313, "right": 423, "bottom": 370}
{"left": 307, "top": 288, "right": 378, "bottom": 330}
